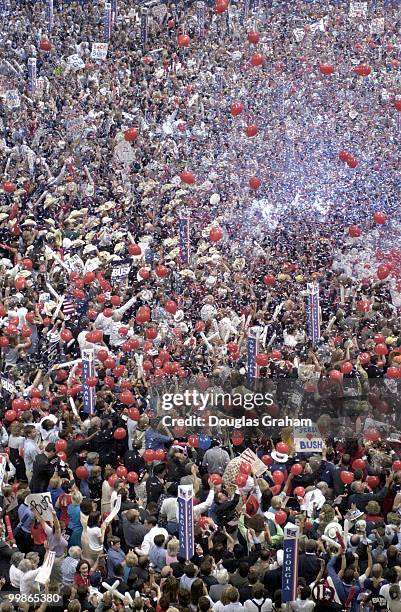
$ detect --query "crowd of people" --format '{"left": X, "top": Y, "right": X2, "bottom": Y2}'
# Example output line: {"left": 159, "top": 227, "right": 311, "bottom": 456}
{"left": 0, "top": 0, "right": 401, "bottom": 610}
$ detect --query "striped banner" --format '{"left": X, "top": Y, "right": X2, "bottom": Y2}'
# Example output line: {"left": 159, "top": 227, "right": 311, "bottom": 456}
{"left": 178, "top": 485, "right": 194, "bottom": 560}
{"left": 46, "top": 0, "right": 54, "bottom": 31}
{"left": 179, "top": 210, "right": 191, "bottom": 265}
{"left": 247, "top": 326, "right": 261, "bottom": 382}
{"left": 111, "top": 0, "right": 117, "bottom": 22}
{"left": 282, "top": 523, "right": 300, "bottom": 603}
{"left": 104, "top": 2, "right": 111, "bottom": 42}
{"left": 28, "top": 58, "right": 37, "bottom": 94}
{"left": 239, "top": 0, "right": 250, "bottom": 25}
{"left": 307, "top": 282, "right": 320, "bottom": 343}
{"left": 140, "top": 8, "right": 149, "bottom": 49}
{"left": 196, "top": 1, "right": 205, "bottom": 37}
{"left": 82, "top": 348, "right": 95, "bottom": 415}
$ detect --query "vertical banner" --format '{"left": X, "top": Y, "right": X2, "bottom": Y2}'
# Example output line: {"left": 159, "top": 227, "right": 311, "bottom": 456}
{"left": 178, "top": 485, "right": 194, "bottom": 560}
{"left": 111, "top": 0, "right": 117, "bottom": 23}
{"left": 196, "top": 1, "right": 205, "bottom": 37}
{"left": 247, "top": 326, "right": 261, "bottom": 382}
{"left": 104, "top": 2, "right": 111, "bottom": 42}
{"left": 82, "top": 349, "right": 95, "bottom": 415}
{"left": 307, "top": 282, "right": 320, "bottom": 343}
{"left": 0, "top": 0, "right": 6, "bottom": 16}
{"left": 28, "top": 58, "right": 37, "bottom": 94}
{"left": 140, "top": 8, "right": 149, "bottom": 50}
{"left": 178, "top": 210, "right": 191, "bottom": 265}
{"left": 282, "top": 523, "right": 300, "bottom": 603}
{"left": 47, "top": 0, "right": 54, "bottom": 32}
{"left": 240, "top": 0, "right": 250, "bottom": 25}
{"left": 396, "top": 112, "right": 401, "bottom": 134}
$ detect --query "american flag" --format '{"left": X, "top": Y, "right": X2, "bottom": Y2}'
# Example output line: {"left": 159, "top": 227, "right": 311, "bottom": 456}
{"left": 63, "top": 296, "right": 76, "bottom": 318}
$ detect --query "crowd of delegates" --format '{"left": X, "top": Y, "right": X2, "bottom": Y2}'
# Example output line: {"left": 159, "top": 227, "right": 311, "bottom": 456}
{"left": 1, "top": 0, "right": 401, "bottom": 609}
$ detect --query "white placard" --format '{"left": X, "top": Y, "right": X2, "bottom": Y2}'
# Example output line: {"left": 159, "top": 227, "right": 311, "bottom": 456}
{"left": 114, "top": 140, "right": 135, "bottom": 164}
{"left": 294, "top": 423, "right": 324, "bottom": 453}
{"left": 35, "top": 551, "right": 56, "bottom": 585}
{"left": 5, "top": 90, "right": 20, "bottom": 109}
{"left": 26, "top": 492, "right": 54, "bottom": 522}
{"left": 104, "top": 495, "right": 121, "bottom": 524}
{"left": 91, "top": 43, "right": 109, "bottom": 60}
{"left": 349, "top": 1, "right": 368, "bottom": 18}
{"left": 293, "top": 28, "right": 305, "bottom": 43}
{"left": 370, "top": 17, "right": 384, "bottom": 33}
{"left": 84, "top": 257, "right": 101, "bottom": 273}
{"left": 240, "top": 448, "right": 267, "bottom": 477}
{"left": 0, "top": 375, "right": 17, "bottom": 395}
{"left": 67, "top": 54, "right": 85, "bottom": 71}
{"left": 64, "top": 254, "right": 85, "bottom": 275}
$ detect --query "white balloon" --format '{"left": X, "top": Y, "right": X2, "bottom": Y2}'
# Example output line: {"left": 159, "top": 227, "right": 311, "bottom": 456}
{"left": 210, "top": 193, "right": 220, "bottom": 205}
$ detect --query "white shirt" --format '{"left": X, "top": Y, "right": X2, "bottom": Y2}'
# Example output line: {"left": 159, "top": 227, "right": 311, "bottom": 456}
{"left": 137, "top": 527, "right": 168, "bottom": 555}
{"left": 94, "top": 296, "right": 137, "bottom": 337}
{"left": 244, "top": 599, "right": 273, "bottom": 612}
{"left": 10, "top": 565, "right": 23, "bottom": 589}
{"left": 77, "top": 330, "right": 103, "bottom": 354}
{"left": 87, "top": 526, "right": 103, "bottom": 552}
{"left": 20, "top": 568, "right": 41, "bottom": 595}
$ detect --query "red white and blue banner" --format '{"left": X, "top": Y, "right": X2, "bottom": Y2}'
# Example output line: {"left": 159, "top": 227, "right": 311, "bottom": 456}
{"left": 178, "top": 484, "right": 194, "bottom": 561}
{"left": 179, "top": 210, "right": 191, "bottom": 265}
{"left": 196, "top": 1, "right": 205, "bottom": 37}
{"left": 28, "top": 58, "right": 37, "bottom": 94}
{"left": 111, "top": 0, "right": 117, "bottom": 22}
{"left": 240, "top": 0, "right": 250, "bottom": 25}
{"left": 140, "top": 8, "right": 148, "bottom": 49}
{"left": 104, "top": 2, "right": 111, "bottom": 42}
{"left": 82, "top": 348, "right": 95, "bottom": 415}
{"left": 247, "top": 326, "right": 261, "bottom": 382}
{"left": 307, "top": 282, "right": 320, "bottom": 344}
{"left": 46, "top": 0, "right": 54, "bottom": 31}
{"left": 282, "top": 523, "right": 300, "bottom": 603}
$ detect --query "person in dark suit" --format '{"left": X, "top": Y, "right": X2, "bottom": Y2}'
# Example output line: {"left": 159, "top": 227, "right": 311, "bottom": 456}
{"left": 30, "top": 443, "right": 57, "bottom": 493}
{"left": 298, "top": 540, "right": 322, "bottom": 585}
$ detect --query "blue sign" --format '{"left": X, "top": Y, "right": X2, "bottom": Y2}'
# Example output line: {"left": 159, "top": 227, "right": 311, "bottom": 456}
{"left": 140, "top": 8, "right": 148, "bottom": 49}
{"left": 178, "top": 485, "right": 194, "bottom": 560}
{"left": 28, "top": 58, "right": 37, "bottom": 94}
{"left": 282, "top": 524, "right": 299, "bottom": 603}
{"left": 247, "top": 328, "right": 260, "bottom": 383}
{"left": 104, "top": 2, "right": 111, "bottom": 42}
{"left": 82, "top": 349, "right": 95, "bottom": 415}
{"left": 307, "top": 283, "right": 320, "bottom": 343}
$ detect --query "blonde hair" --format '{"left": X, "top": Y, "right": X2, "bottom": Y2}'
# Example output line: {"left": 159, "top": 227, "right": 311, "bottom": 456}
{"left": 71, "top": 490, "right": 83, "bottom": 505}
{"left": 49, "top": 475, "right": 61, "bottom": 489}
{"left": 271, "top": 496, "right": 282, "bottom": 510}
{"left": 167, "top": 538, "right": 179, "bottom": 556}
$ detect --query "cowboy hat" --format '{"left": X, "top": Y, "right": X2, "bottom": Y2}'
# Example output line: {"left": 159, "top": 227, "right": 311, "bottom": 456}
{"left": 324, "top": 521, "right": 343, "bottom": 540}
{"left": 271, "top": 449, "right": 289, "bottom": 463}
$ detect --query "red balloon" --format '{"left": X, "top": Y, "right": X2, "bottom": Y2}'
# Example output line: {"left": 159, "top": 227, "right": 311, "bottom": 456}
{"left": 22, "top": 258, "right": 33, "bottom": 270}
{"left": 21, "top": 325, "right": 32, "bottom": 338}
{"left": 341, "top": 361, "right": 353, "bottom": 374}
{"left": 340, "top": 471, "right": 354, "bottom": 485}
{"left": 240, "top": 462, "right": 252, "bottom": 475}
{"left": 348, "top": 225, "right": 361, "bottom": 238}
{"left": 113, "top": 365, "right": 125, "bottom": 377}
{"left": 393, "top": 460, "right": 401, "bottom": 472}
{"left": 346, "top": 156, "right": 358, "bottom": 169}
{"left": 291, "top": 463, "right": 303, "bottom": 475}
{"left": 120, "top": 391, "right": 134, "bottom": 405}
{"left": 60, "top": 329, "right": 73, "bottom": 342}
{"left": 387, "top": 366, "right": 400, "bottom": 379}
{"left": 114, "top": 427, "right": 127, "bottom": 440}
{"left": 104, "top": 376, "right": 115, "bottom": 389}
{"left": 209, "top": 227, "right": 223, "bottom": 242}
{"left": 394, "top": 99, "right": 401, "bottom": 112}
{"left": 262, "top": 455, "right": 273, "bottom": 466}
{"left": 319, "top": 63, "right": 335, "bottom": 75}
{"left": 230, "top": 102, "right": 244, "bottom": 116}
{"left": 15, "top": 276, "right": 26, "bottom": 291}
{"left": 352, "top": 458, "right": 365, "bottom": 470}
{"left": 30, "top": 397, "right": 42, "bottom": 409}
{"left": 128, "top": 244, "right": 141, "bottom": 256}
{"left": 373, "top": 211, "right": 386, "bottom": 225}
{"left": 104, "top": 358, "right": 116, "bottom": 370}
{"left": 108, "top": 474, "right": 119, "bottom": 487}
{"left": 178, "top": 34, "right": 190, "bottom": 47}
{"left": 39, "top": 39, "right": 52, "bottom": 51}
{"left": 129, "top": 338, "right": 140, "bottom": 350}
{"left": 275, "top": 510, "right": 287, "bottom": 525}
{"left": 6, "top": 325, "right": 18, "bottom": 337}
{"left": 180, "top": 171, "right": 196, "bottom": 185}
{"left": 116, "top": 466, "right": 128, "bottom": 478}
{"left": 276, "top": 442, "right": 289, "bottom": 454}
{"left": 167, "top": 19, "right": 175, "bottom": 29}
{"left": 30, "top": 387, "right": 41, "bottom": 398}
{"left": 375, "top": 343, "right": 388, "bottom": 356}
{"left": 3, "top": 181, "right": 16, "bottom": 193}
{"left": 255, "top": 353, "right": 269, "bottom": 367}
{"left": 118, "top": 327, "right": 129, "bottom": 337}
{"left": 155, "top": 264, "right": 169, "bottom": 278}
{"left": 86, "top": 377, "right": 98, "bottom": 388}
{"left": 143, "top": 360, "right": 153, "bottom": 372}
{"left": 188, "top": 435, "right": 199, "bottom": 448}
{"left": 272, "top": 470, "right": 285, "bottom": 485}
{"left": 365, "top": 428, "right": 380, "bottom": 442}
{"left": 55, "top": 439, "right": 67, "bottom": 453}
{"left": 87, "top": 308, "right": 97, "bottom": 321}
{"left": 354, "top": 64, "right": 371, "bottom": 77}
{"left": 245, "top": 124, "right": 258, "bottom": 137}
{"left": 236, "top": 473, "right": 248, "bottom": 487}
{"left": 293, "top": 486, "right": 305, "bottom": 497}
{"left": 377, "top": 264, "right": 391, "bottom": 280}
{"left": 263, "top": 274, "right": 276, "bottom": 286}
{"left": 97, "top": 349, "right": 109, "bottom": 363}
{"left": 143, "top": 449, "right": 155, "bottom": 462}
{"left": 271, "top": 350, "right": 282, "bottom": 361}
{"left": 247, "top": 31, "right": 260, "bottom": 44}
{"left": 76, "top": 466, "right": 89, "bottom": 480}
{"left": 83, "top": 271, "right": 96, "bottom": 284}
{"left": 127, "top": 471, "right": 138, "bottom": 483}
{"left": 165, "top": 300, "right": 177, "bottom": 315}
{"left": 5, "top": 410, "right": 17, "bottom": 422}
{"left": 124, "top": 128, "right": 138, "bottom": 142}
{"left": 330, "top": 370, "right": 342, "bottom": 382}
{"left": 0, "top": 336, "right": 9, "bottom": 348}
{"left": 214, "top": 0, "right": 228, "bottom": 13}
{"left": 249, "top": 176, "right": 261, "bottom": 190}
{"left": 250, "top": 53, "right": 264, "bottom": 67}
{"left": 128, "top": 407, "right": 140, "bottom": 421}
{"left": 110, "top": 296, "right": 121, "bottom": 307}
{"left": 209, "top": 474, "right": 222, "bottom": 486}
{"left": 139, "top": 267, "right": 150, "bottom": 280}
{"left": 366, "top": 475, "right": 379, "bottom": 489}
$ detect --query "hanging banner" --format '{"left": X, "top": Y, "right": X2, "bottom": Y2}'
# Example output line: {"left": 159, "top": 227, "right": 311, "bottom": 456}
{"left": 282, "top": 523, "right": 300, "bottom": 603}
{"left": 82, "top": 348, "right": 95, "bottom": 415}
{"left": 0, "top": 455, "right": 7, "bottom": 491}
{"left": 196, "top": 1, "right": 205, "bottom": 37}
{"left": 46, "top": 0, "right": 54, "bottom": 32}
{"left": 307, "top": 282, "right": 320, "bottom": 343}
{"left": 110, "top": 0, "right": 117, "bottom": 22}
{"left": 28, "top": 58, "right": 37, "bottom": 94}
{"left": 140, "top": 8, "right": 149, "bottom": 49}
{"left": 104, "top": 2, "right": 111, "bottom": 42}
{"left": 178, "top": 484, "right": 194, "bottom": 561}
{"left": 247, "top": 326, "right": 261, "bottom": 382}
{"left": 239, "top": 0, "right": 250, "bottom": 26}
{"left": 179, "top": 210, "right": 191, "bottom": 265}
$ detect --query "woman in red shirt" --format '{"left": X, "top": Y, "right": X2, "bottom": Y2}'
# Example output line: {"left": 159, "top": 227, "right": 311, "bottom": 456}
{"left": 73, "top": 557, "right": 102, "bottom": 588}
{"left": 55, "top": 481, "right": 74, "bottom": 527}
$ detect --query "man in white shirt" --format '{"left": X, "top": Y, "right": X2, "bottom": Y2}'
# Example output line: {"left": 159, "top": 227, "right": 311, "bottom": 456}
{"left": 94, "top": 295, "right": 136, "bottom": 340}
{"left": 135, "top": 516, "right": 168, "bottom": 556}
{"left": 9, "top": 552, "right": 24, "bottom": 590}
{"left": 23, "top": 426, "right": 40, "bottom": 482}
{"left": 18, "top": 559, "right": 41, "bottom": 595}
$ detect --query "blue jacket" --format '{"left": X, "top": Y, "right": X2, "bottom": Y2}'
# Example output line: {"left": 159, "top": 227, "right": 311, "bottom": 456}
{"left": 327, "top": 555, "right": 362, "bottom": 612}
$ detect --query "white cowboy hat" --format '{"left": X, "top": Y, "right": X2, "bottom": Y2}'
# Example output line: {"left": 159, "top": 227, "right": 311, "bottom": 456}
{"left": 271, "top": 450, "right": 289, "bottom": 463}
{"left": 324, "top": 521, "right": 343, "bottom": 540}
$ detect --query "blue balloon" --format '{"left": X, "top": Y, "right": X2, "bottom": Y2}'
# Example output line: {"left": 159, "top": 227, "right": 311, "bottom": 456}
{"left": 198, "top": 434, "right": 211, "bottom": 450}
